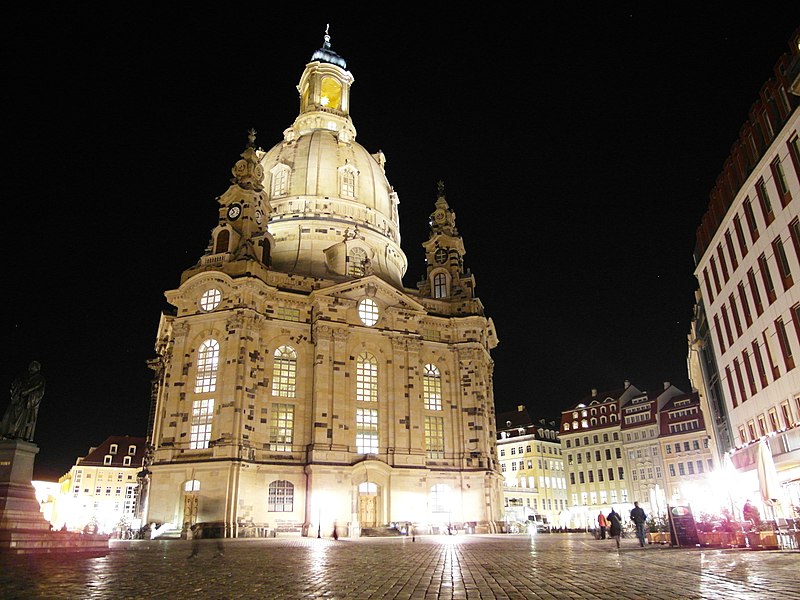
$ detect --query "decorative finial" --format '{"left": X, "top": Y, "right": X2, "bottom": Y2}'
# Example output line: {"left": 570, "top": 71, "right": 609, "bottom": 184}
{"left": 247, "top": 128, "right": 257, "bottom": 148}
{"left": 437, "top": 181, "right": 445, "bottom": 197}
{"left": 323, "top": 24, "right": 331, "bottom": 49}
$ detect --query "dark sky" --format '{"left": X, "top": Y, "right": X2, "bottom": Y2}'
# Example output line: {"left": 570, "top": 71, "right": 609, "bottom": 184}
{"left": 5, "top": 6, "right": 799, "bottom": 479}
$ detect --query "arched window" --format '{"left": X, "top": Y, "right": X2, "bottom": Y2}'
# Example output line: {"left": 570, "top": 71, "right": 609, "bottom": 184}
{"left": 184, "top": 480, "right": 200, "bottom": 492}
{"left": 356, "top": 353, "right": 378, "bottom": 402}
{"left": 423, "top": 364, "right": 442, "bottom": 410}
{"left": 433, "top": 273, "right": 447, "bottom": 298}
{"left": 195, "top": 339, "right": 219, "bottom": 393}
{"left": 268, "top": 480, "right": 294, "bottom": 512}
{"left": 272, "top": 346, "right": 297, "bottom": 397}
{"left": 214, "top": 229, "right": 230, "bottom": 254}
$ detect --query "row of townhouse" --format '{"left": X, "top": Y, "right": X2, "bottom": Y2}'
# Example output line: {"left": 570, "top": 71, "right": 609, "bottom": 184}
{"left": 497, "top": 381, "right": 716, "bottom": 531}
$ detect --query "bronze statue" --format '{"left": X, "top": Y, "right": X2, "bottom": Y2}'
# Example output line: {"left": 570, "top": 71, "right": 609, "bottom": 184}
{"left": 1, "top": 361, "right": 46, "bottom": 442}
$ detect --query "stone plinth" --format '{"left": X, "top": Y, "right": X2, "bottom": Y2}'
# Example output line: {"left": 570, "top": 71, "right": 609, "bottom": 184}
{"left": 0, "top": 439, "right": 109, "bottom": 555}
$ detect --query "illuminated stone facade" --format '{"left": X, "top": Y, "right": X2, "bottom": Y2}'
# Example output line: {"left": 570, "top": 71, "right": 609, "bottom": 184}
{"left": 143, "top": 33, "right": 503, "bottom": 537}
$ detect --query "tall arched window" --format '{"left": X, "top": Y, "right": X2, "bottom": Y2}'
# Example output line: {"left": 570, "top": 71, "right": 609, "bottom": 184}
{"left": 356, "top": 353, "right": 378, "bottom": 402}
{"left": 423, "top": 364, "right": 442, "bottom": 410}
{"left": 195, "top": 339, "right": 219, "bottom": 393}
{"left": 272, "top": 346, "right": 297, "bottom": 397}
{"left": 433, "top": 273, "right": 447, "bottom": 298}
{"left": 268, "top": 480, "right": 294, "bottom": 512}
{"left": 214, "top": 229, "right": 230, "bottom": 254}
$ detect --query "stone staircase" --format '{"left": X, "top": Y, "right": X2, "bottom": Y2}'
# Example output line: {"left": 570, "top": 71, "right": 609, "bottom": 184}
{"left": 360, "top": 526, "right": 403, "bottom": 537}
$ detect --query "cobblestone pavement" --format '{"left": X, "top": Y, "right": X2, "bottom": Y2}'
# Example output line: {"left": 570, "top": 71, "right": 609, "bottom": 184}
{"left": 1, "top": 533, "right": 798, "bottom": 600}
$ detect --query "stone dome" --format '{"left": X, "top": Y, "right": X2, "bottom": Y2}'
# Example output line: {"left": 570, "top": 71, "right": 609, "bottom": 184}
{"left": 258, "top": 45, "right": 406, "bottom": 288}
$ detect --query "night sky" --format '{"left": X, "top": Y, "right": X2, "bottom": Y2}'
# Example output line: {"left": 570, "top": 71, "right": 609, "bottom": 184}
{"left": 5, "top": 7, "right": 798, "bottom": 479}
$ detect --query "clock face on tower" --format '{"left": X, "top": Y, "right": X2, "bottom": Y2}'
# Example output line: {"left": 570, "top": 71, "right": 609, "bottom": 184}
{"left": 435, "top": 248, "right": 448, "bottom": 264}
{"left": 227, "top": 204, "right": 242, "bottom": 220}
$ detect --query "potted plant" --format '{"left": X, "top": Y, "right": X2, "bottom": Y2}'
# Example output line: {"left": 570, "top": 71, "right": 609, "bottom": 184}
{"left": 746, "top": 521, "right": 779, "bottom": 549}
{"left": 646, "top": 516, "right": 669, "bottom": 544}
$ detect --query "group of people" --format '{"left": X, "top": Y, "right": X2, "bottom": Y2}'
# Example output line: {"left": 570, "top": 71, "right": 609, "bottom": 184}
{"left": 597, "top": 501, "right": 648, "bottom": 549}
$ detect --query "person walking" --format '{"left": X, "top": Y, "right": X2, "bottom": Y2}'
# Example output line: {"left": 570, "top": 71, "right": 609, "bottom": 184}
{"left": 597, "top": 512, "right": 607, "bottom": 540}
{"left": 630, "top": 501, "right": 647, "bottom": 547}
{"left": 607, "top": 508, "right": 622, "bottom": 549}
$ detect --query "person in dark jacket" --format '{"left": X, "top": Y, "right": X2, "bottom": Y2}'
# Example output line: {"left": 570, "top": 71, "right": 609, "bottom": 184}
{"left": 607, "top": 508, "right": 623, "bottom": 549}
{"left": 630, "top": 501, "right": 647, "bottom": 547}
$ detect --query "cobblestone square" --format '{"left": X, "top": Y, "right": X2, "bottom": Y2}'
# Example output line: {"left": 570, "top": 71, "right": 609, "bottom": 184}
{"left": 1, "top": 533, "right": 798, "bottom": 599}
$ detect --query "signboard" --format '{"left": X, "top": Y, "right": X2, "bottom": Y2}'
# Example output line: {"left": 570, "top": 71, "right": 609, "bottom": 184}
{"left": 667, "top": 504, "right": 700, "bottom": 547}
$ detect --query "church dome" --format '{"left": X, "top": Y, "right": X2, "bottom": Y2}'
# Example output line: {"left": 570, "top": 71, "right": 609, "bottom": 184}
{"left": 258, "top": 33, "right": 406, "bottom": 287}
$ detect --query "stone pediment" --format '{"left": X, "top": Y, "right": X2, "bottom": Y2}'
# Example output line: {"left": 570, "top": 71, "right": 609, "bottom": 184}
{"left": 309, "top": 275, "right": 426, "bottom": 313}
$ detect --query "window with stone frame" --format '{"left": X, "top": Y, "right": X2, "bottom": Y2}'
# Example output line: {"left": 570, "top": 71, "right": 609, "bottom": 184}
{"left": 190, "top": 399, "right": 214, "bottom": 449}
{"left": 356, "top": 408, "right": 378, "bottom": 454}
{"left": 268, "top": 480, "right": 293, "bottom": 512}
{"left": 269, "top": 403, "right": 295, "bottom": 452}
{"left": 424, "top": 415, "right": 444, "bottom": 459}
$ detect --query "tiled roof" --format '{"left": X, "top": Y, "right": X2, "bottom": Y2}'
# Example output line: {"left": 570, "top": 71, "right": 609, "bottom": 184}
{"left": 77, "top": 435, "right": 147, "bottom": 468}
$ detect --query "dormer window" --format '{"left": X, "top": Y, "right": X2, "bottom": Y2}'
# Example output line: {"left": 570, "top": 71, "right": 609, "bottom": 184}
{"left": 104, "top": 455, "right": 112, "bottom": 465}
{"left": 128, "top": 445, "right": 137, "bottom": 455}
{"left": 270, "top": 164, "right": 291, "bottom": 198}
{"left": 109, "top": 444, "right": 118, "bottom": 454}
{"left": 123, "top": 456, "right": 131, "bottom": 466}
{"left": 348, "top": 247, "right": 368, "bottom": 277}
{"left": 339, "top": 165, "right": 358, "bottom": 199}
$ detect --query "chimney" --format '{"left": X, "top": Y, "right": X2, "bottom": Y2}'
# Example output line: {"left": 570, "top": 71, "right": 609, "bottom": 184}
{"left": 591, "top": 388, "right": 597, "bottom": 397}
{"left": 517, "top": 405, "right": 525, "bottom": 412}
{"left": 624, "top": 379, "right": 630, "bottom": 389}
{"left": 663, "top": 381, "right": 670, "bottom": 390}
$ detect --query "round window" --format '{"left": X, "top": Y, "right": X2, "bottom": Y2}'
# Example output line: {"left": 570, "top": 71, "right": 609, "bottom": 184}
{"left": 358, "top": 298, "right": 379, "bottom": 326}
{"left": 199, "top": 288, "right": 222, "bottom": 311}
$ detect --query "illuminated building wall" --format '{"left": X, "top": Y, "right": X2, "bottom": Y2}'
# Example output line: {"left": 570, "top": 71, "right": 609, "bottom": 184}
{"left": 496, "top": 406, "right": 567, "bottom": 529}
{"left": 52, "top": 435, "right": 146, "bottom": 534}
{"left": 143, "top": 32, "right": 503, "bottom": 538}
{"left": 690, "top": 28, "right": 800, "bottom": 515}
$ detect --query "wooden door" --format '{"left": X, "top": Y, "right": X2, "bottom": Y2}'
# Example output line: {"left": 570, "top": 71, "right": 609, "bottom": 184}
{"left": 358, "top": 494, "right": 377, "bottom": 528}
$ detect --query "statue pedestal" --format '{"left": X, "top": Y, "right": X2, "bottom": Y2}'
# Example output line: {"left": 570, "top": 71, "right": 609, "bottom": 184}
{"left": 0, "top": 439, "right": 109, "bottom": 555}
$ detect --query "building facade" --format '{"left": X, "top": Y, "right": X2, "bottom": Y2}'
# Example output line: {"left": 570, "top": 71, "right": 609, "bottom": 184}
{"left": 496, "top": 406, "right": 566, "bottom": 529}
{"left": 54, "top": 435, "right": 146, "bottom": 534}
{"left": 142, "top": 32, "right": 503, "bottom": 538}
{"left": 689, "top": 28, "right": 800, "bottom": 521}
{"left": 559, "top": 384, "right": 636, "bottom": 529}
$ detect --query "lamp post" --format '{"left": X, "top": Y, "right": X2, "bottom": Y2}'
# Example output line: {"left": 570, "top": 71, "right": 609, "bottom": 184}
{"left": 317, "top": 507, "right": 321, "bottom": 538}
